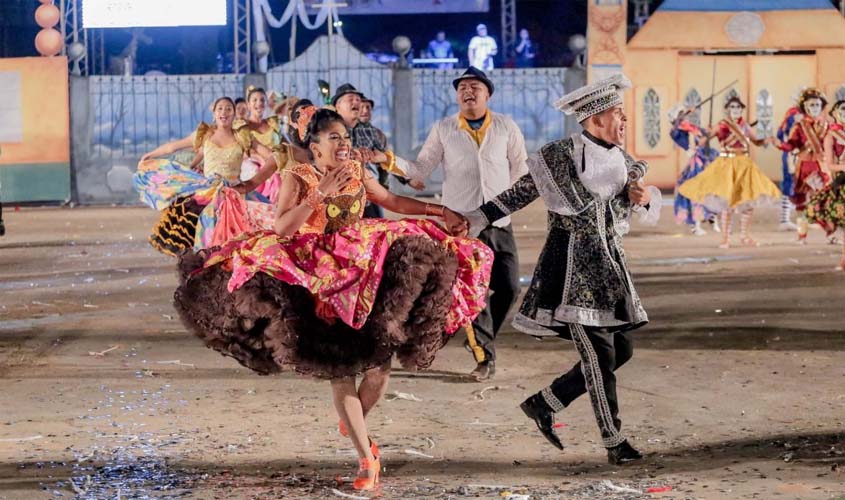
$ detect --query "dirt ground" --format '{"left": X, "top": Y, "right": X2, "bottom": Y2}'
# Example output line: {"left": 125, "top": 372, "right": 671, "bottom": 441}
{"left": 1, "top": 201, "right": 844, "bottom": 500}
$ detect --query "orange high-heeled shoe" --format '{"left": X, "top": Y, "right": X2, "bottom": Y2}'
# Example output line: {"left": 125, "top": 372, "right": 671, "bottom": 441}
{"left": 352, "top": 456, "right": 380, "bottom": 491}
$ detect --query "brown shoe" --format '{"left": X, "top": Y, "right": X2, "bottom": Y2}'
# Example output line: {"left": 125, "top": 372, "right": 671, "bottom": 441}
{"left": 470, "top": 360, "right": 495, "bottom": 381}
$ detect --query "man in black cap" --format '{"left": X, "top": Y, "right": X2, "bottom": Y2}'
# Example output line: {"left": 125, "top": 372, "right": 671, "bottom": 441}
{"left": 332, "top": 83, "right": 412, "bottom": 217}
{"left": 395, "top": 67, "right": 527, "bottom": 381}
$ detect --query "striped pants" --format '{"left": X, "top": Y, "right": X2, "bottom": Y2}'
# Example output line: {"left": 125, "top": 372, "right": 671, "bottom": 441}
{"left": 540, "top": 325, "right": 634, "bottom": 448}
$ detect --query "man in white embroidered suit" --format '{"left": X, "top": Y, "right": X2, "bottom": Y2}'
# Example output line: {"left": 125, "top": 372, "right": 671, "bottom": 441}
{"left": 395, "top": 67, "right": 528, "bottom": 381}
{"left": 461, "top": 74, "right": 662, "bottom": 464}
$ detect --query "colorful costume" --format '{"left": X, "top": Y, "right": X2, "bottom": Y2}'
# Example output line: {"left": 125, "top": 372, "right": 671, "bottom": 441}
{"left": 778, "top": 115, "right": 831, "bottom": 212}
{"left": 133, "top": 122, "right": 274, "bottom": 256}
{"left": 776, "top": 106, "right": 801, "bottom": 198}
{"left": 173, "top": 161, "right": 493, "bottom": 379}
{"left": 807, "top": 123, "right": 845, "bottom": 236}
{"left": 678, "top": 117, "right": 781, "bottom": 213}
{"left": 776, "top": 106, "right": 802, "bottom": 228}
{"left": 240, "top": 116, "right": 298, "bottom": 203}
{"left": 670, "top": 119, "right": 717, "bottom": 226}
{"left": 470, "top": 74, "right": 659, "bottom": 464}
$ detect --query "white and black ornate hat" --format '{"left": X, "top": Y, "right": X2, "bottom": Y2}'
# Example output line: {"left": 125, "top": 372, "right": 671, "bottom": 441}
{"left": 555, "top": 73, "right": 632, "bottom": 122}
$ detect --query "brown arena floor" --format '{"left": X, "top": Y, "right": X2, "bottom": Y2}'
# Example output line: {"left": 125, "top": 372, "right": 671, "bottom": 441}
{"left": 1, "top": 201, "right": 844, "bottom": 499}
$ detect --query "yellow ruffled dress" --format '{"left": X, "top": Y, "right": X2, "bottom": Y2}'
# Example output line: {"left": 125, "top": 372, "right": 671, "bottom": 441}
{"left": 678, "top": 119, "right": 781, "bottom": 212}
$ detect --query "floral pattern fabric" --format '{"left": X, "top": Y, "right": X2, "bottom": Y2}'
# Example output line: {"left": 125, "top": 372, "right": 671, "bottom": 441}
{"left": 807, "top": 173, "right": 845, "bottom": 234}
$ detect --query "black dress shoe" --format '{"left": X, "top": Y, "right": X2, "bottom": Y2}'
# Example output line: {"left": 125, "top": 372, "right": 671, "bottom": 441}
{"left": 607, "top": 440, "right": 643, "bottom": 465}
{"left": 519, "top": 394, "right": 564, "bottom": 450}
{"left": 470, "top": 360, "right": 495, "bottom": 381}
{"left": 0, "top": 220, "right": 5, "bottom": 236}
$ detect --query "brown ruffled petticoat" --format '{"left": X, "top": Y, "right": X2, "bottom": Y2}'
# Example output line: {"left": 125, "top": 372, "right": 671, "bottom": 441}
{"left": 174, "top": 235, "right": 459, "bottom": 379}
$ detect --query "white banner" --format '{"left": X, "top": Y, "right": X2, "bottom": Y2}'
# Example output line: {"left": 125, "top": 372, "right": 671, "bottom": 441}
{"left": 306, "top": 0, "right": 489, "bottom": 15}
{"left": 82, "top": 0, "right": 227, "bottom": 28}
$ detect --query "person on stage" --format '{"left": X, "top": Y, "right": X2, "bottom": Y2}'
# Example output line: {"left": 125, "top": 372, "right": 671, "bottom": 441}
{"left": 775, "top": 88, "right": 833, "bottom": 243}
{"left": 134, "top": 97, "right": 278, "bottom": 256}
{"left": 460, "top": 74, "right": 661, "bottom": 464}
{"left": 678, "top": 96, "right": 781, "bottom": 248}
{"left": 668, "top": 105, "right": 718, "bottom": 235}
{"left": 807, "top": 99, "right": 845, "bottom": 269}
{"left": 394, "top": 67, "right": 528, "bottom": 381}
{"left": 174, "top": 108, "right": 492, "bottom": 491}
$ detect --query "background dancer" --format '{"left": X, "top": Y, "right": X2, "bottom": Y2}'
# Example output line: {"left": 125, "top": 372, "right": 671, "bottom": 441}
{"left": 668, "top": 105, "right": 718, "bottom": 235}
{"left": 134, "top": 97, "right": 278, "bottom": 256}
{"left": 395, "top": 67, "right": 528, "bottom": 381}
{"left": 807, "top": 99, "right": 845, "bottom": 269}
{"left": 461, "top": 74, "right": 661, "bottom": 465}
{"left": 234, "top": 97, "right": 248, "bottom": 122}
{"left": 174, "top": 108, "right": 491, "bottom": 492}
{"left": 776, "top": 101, "right": 802, "bottom": 231}
{"left": 241, "top": 86, "right": 306, "bottom": 203}
{"left": 774, "top": 88, "right": 833, "bottom": 244}
{"left": 678, "top": 97, "right": 781, "bottom": 248}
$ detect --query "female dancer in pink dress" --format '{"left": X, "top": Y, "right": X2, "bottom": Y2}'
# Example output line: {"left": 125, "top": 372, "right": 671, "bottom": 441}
{"left": 175, "top": 109, "right": 492, "bottom": 491}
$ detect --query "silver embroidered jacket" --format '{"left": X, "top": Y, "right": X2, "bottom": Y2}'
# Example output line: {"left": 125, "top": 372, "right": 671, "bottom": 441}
{"left": 465, "top": 133, "right": 661, "bottom": 336}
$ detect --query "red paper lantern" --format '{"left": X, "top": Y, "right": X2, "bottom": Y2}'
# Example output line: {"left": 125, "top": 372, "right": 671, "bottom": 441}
{"left": 35, "top": 3, "right": 60, "bottom": 29}
{"left": 35, "top": 28, "right": 63, "bottom": 56}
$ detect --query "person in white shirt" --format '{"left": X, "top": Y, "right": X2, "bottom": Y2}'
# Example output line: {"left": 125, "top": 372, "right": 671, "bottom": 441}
{"left": 460, "top": 74, "right": 661, "bottom": 465}
{"left": 468, "top": 24, "right": 497, "bottom": 71}
{"left": 395, "top": 67, "right": 527, "bottom": 381}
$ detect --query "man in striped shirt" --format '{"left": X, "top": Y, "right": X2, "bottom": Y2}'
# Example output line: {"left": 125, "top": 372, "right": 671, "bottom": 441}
{"left": 396, "top": 67, "right": 528, "bottom": 381}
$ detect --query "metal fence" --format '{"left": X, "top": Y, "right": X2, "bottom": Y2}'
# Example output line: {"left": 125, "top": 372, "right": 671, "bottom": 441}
{"left": 90, "top": 74, "right": 245, "bottom": 161}
{"left": 73, "top": 67, "right": 581, "bottom": 204}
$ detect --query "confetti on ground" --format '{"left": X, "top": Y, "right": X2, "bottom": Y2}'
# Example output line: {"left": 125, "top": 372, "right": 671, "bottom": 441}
{"left": 88, "top": 345, "right": 120, "bottom": 357}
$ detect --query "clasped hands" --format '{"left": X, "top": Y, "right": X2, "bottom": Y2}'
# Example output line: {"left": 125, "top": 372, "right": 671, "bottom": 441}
{"left": 442, "top": 208, "right": 469, "bottom": 237}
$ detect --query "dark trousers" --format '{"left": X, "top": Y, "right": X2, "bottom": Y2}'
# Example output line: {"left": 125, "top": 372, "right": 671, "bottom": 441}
{"left": 468, "top": 224, "right": 520, "bottom": 362}
{"left": 540, "top": 325, "right": 634, "bottom": 448}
